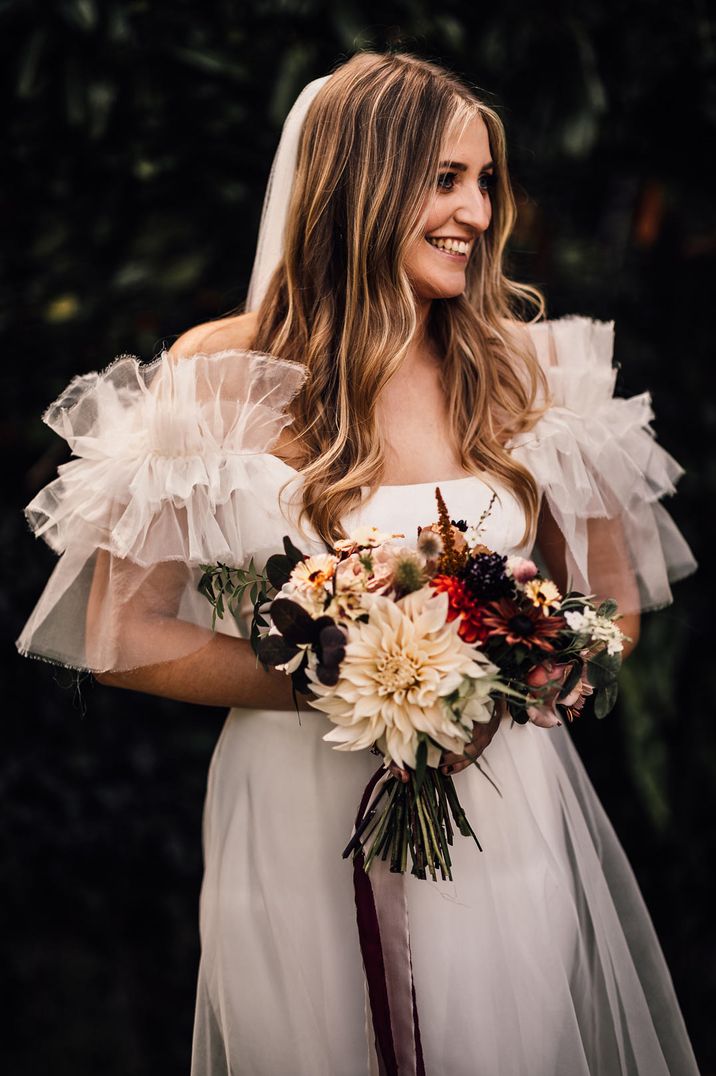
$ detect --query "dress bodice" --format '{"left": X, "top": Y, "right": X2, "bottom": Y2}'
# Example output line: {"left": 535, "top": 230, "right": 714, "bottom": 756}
{"left": 259, "top": 454, "right": 530, "bottom": 561}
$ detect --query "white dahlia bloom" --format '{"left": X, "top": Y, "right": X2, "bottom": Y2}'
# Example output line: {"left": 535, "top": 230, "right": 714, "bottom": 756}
{"left": 306, "top": 587, "right": 498, "bottom": 769}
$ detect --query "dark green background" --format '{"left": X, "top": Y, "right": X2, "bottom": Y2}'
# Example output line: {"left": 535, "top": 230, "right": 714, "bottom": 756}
{"left": 3, "top": 1, "right": 714, "bottom": 1072}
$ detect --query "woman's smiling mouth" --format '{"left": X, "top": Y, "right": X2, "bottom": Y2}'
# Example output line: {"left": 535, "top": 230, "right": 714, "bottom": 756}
{"left": 425, "top": 236, "right": 471, "bottom": 260}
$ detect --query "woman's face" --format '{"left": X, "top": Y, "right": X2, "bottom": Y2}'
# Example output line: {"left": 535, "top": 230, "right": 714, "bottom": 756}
{"left": 404, "top": 113, "right": 495, "bottom": 302}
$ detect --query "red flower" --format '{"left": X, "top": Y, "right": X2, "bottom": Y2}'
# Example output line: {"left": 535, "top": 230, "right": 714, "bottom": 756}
{"left": 430, "top": 574, "right": 490, "bottom": 645}
{"left": 481, "top": 597, "right": 566, "bottom": 652}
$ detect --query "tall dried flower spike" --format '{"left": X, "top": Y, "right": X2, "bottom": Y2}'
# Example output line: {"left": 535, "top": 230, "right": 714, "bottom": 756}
{"left": 435, "top": 487, "right": 464, "bottom": 574}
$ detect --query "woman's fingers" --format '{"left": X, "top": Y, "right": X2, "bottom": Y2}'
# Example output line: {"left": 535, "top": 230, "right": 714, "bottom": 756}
{"left": 388, "top": 701, "right": 506, "bottom": 782}
{"left": 440, "top": 702, "right": 504, "bottom": 775}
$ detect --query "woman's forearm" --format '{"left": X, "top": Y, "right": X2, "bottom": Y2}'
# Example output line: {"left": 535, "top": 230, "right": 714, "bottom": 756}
{"left": 95, "top": 631, "right": 309, "bottom": 711}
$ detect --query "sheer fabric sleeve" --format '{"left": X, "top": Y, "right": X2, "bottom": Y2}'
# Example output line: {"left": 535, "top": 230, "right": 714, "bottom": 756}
{"left": 16, "top": 347, "right": 308, "bottom": 673}
{"left": 508, "top": 316, "right": 697, "bottom": 614}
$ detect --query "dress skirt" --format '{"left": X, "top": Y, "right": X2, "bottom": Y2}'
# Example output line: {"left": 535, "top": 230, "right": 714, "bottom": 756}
{"left": 189, "top": 705, "right": 700, "bottom": 1076}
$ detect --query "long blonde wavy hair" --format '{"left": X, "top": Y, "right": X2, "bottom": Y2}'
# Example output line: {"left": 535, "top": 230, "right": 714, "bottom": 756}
{"left": 250, "top": 50, "right": 549, "bottom": 550}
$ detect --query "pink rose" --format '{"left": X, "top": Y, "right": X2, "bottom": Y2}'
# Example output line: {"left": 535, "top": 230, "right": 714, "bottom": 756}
{"left": 364, "top": 543, "right": 402, "bottom": 594}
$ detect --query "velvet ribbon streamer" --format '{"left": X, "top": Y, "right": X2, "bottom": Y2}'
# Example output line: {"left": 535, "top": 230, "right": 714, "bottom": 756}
{"left": 352, "top": 766, "right": 426, "bottom": 1076}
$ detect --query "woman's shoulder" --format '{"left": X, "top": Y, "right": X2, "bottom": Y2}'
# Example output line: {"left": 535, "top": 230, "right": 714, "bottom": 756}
{"left": 165, "top": 310, "right": 304, "bottom": 469}
{"left": 167, "top": 310, "right": 259, "bottom": 359}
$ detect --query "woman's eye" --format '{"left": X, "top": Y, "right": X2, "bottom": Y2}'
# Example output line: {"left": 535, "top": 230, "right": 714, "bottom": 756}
{"left": 437, "top": 171, "right": 497, "bottom": 193}
{"left": 437, "top": 171, "right": 457, "bottom": 191}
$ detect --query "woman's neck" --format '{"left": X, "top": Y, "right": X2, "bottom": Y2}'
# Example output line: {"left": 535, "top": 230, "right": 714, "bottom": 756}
{"left": 402, "top": 299, "right": 439, "bottom": 374}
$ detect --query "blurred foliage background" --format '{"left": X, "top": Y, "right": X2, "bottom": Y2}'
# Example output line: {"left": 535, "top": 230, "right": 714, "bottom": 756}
{"left": 3, "top": 0, "right": 714, "bottom": 1072}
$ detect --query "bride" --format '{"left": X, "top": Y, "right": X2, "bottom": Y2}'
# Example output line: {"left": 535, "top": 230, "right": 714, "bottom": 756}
{"left": 17, "top": 50, "right": 701, "bottom": 1074}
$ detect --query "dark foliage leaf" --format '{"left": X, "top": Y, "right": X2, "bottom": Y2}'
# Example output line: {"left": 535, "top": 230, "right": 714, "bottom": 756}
{"left": 282, "top": 535, "right": 306, "bottom": 565}
{"left": 255, "top": 635, "right": 299, "bottom": 667}
{"left": 269, "top": 598, "right": 317, "bottom": 644}
{"left": 510, "top": 705, "right": 529, "bottom": 725}
{"left": 265, "top": 553, "right": 294, "bottom": 590}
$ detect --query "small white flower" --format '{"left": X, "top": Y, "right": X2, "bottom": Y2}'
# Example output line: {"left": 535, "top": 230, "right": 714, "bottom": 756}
{"left": 564, "top": 608, "right": 592, "bottom": 633}
{"left": 564, "top": 607, "right": 624, "bottom": 653}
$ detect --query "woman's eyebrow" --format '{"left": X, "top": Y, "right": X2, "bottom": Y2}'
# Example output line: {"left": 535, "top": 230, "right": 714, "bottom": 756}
{"left": 438, "top": 160, "right": 495, "bottom": 171}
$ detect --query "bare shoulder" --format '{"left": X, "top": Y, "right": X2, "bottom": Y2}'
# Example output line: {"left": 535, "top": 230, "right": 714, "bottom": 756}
{"left": 167, "top": 310, "right": 258, "bottom": 359}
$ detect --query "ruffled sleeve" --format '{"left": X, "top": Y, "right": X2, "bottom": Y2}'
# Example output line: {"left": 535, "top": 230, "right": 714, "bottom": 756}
{"left": 16, "top": 347, "right": 308, "bottom": 673}
{"left": 508, "top": 315, "right": 697, "bottom": 614}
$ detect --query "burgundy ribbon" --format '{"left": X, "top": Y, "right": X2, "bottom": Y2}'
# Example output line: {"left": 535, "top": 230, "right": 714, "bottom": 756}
{"left": 352, "top": 767, "right": 426, "bottom": 1076}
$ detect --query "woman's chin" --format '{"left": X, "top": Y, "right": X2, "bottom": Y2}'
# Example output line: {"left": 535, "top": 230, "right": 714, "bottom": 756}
{"left": 416, "top": 280, "right": 466, "bottom": 301}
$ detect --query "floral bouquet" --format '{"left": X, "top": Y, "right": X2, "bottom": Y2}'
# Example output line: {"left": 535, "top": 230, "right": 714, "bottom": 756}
{"left": 198, "top": 488, "right": 625, "bottom": 881}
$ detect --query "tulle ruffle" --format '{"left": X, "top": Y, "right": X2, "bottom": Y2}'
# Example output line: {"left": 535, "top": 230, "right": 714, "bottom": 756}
{"left": 512, "top": 316, "right": 697, "bottom": 613}
{"left": 26, "top": 348, "right": 308, "bottom": 566}
{"left": 17, "top": 348, "right": 309, "bottom": 672}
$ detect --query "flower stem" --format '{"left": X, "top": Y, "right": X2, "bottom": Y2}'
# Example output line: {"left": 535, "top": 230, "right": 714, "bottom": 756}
{"left": 444, "top": 775, "right": 483, "bottom": 851}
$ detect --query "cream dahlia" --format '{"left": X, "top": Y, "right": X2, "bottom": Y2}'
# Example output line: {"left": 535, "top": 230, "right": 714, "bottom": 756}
{"left": 306, "top": 587, "right": 498, "bottom": 769}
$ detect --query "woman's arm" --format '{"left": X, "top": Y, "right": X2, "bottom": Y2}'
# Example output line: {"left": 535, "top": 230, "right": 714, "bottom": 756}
{"left": 94, "top": 631, "right": 306, "bottom": 711}
{"left": 88, "top": 313, "right": 308, "bottom": 710}
{"left": 536, "top": 499, "right": 641, "bottom": 660}
{"left": 88, "top": 551, "right": 308, "bottom": 710}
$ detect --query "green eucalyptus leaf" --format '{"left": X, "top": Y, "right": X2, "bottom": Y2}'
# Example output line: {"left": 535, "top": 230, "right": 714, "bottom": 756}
{"left": 595, "top": 681, "right": 619, "bottom": 718}
{"left": 587, "top": 649, "right": 621, "bottom": 689}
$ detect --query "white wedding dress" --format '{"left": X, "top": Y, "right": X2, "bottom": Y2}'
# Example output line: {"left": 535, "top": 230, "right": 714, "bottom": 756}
{"left": 16, "top": 317, "right": 701, "bottom": 1075}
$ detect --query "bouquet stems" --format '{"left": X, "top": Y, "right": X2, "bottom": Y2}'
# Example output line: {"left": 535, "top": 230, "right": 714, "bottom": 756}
{"left": 344, "top": 766, "right": 482, "bottom": 881}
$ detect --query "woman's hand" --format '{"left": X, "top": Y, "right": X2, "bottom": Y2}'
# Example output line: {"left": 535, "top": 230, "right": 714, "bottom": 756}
{"left": 387, "top": 699, "right": 506, "bottom": 783}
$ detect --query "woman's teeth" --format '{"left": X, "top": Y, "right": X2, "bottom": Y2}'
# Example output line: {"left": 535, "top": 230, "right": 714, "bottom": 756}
{"left": 426, "top": 237, "right": 470, "bottom": 255}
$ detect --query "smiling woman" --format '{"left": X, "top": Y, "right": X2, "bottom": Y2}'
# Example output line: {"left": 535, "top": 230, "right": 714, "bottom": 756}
{"left": 16, "top": 49, "right": 700, "bottom": 1076}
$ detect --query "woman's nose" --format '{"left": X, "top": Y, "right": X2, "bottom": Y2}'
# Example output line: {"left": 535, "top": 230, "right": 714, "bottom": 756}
{"left": 454, "top": 182, "right": 491, "bottom": 234}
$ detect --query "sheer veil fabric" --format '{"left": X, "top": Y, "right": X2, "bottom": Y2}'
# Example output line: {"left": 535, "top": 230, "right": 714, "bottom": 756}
{"left": 15, "top": 70, "right": 702, "bottom": 1075}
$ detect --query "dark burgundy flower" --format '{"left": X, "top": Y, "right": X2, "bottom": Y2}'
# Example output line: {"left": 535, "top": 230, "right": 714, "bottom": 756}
{"left": 482, "top": 597, "right": 566, "bottom": 652}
